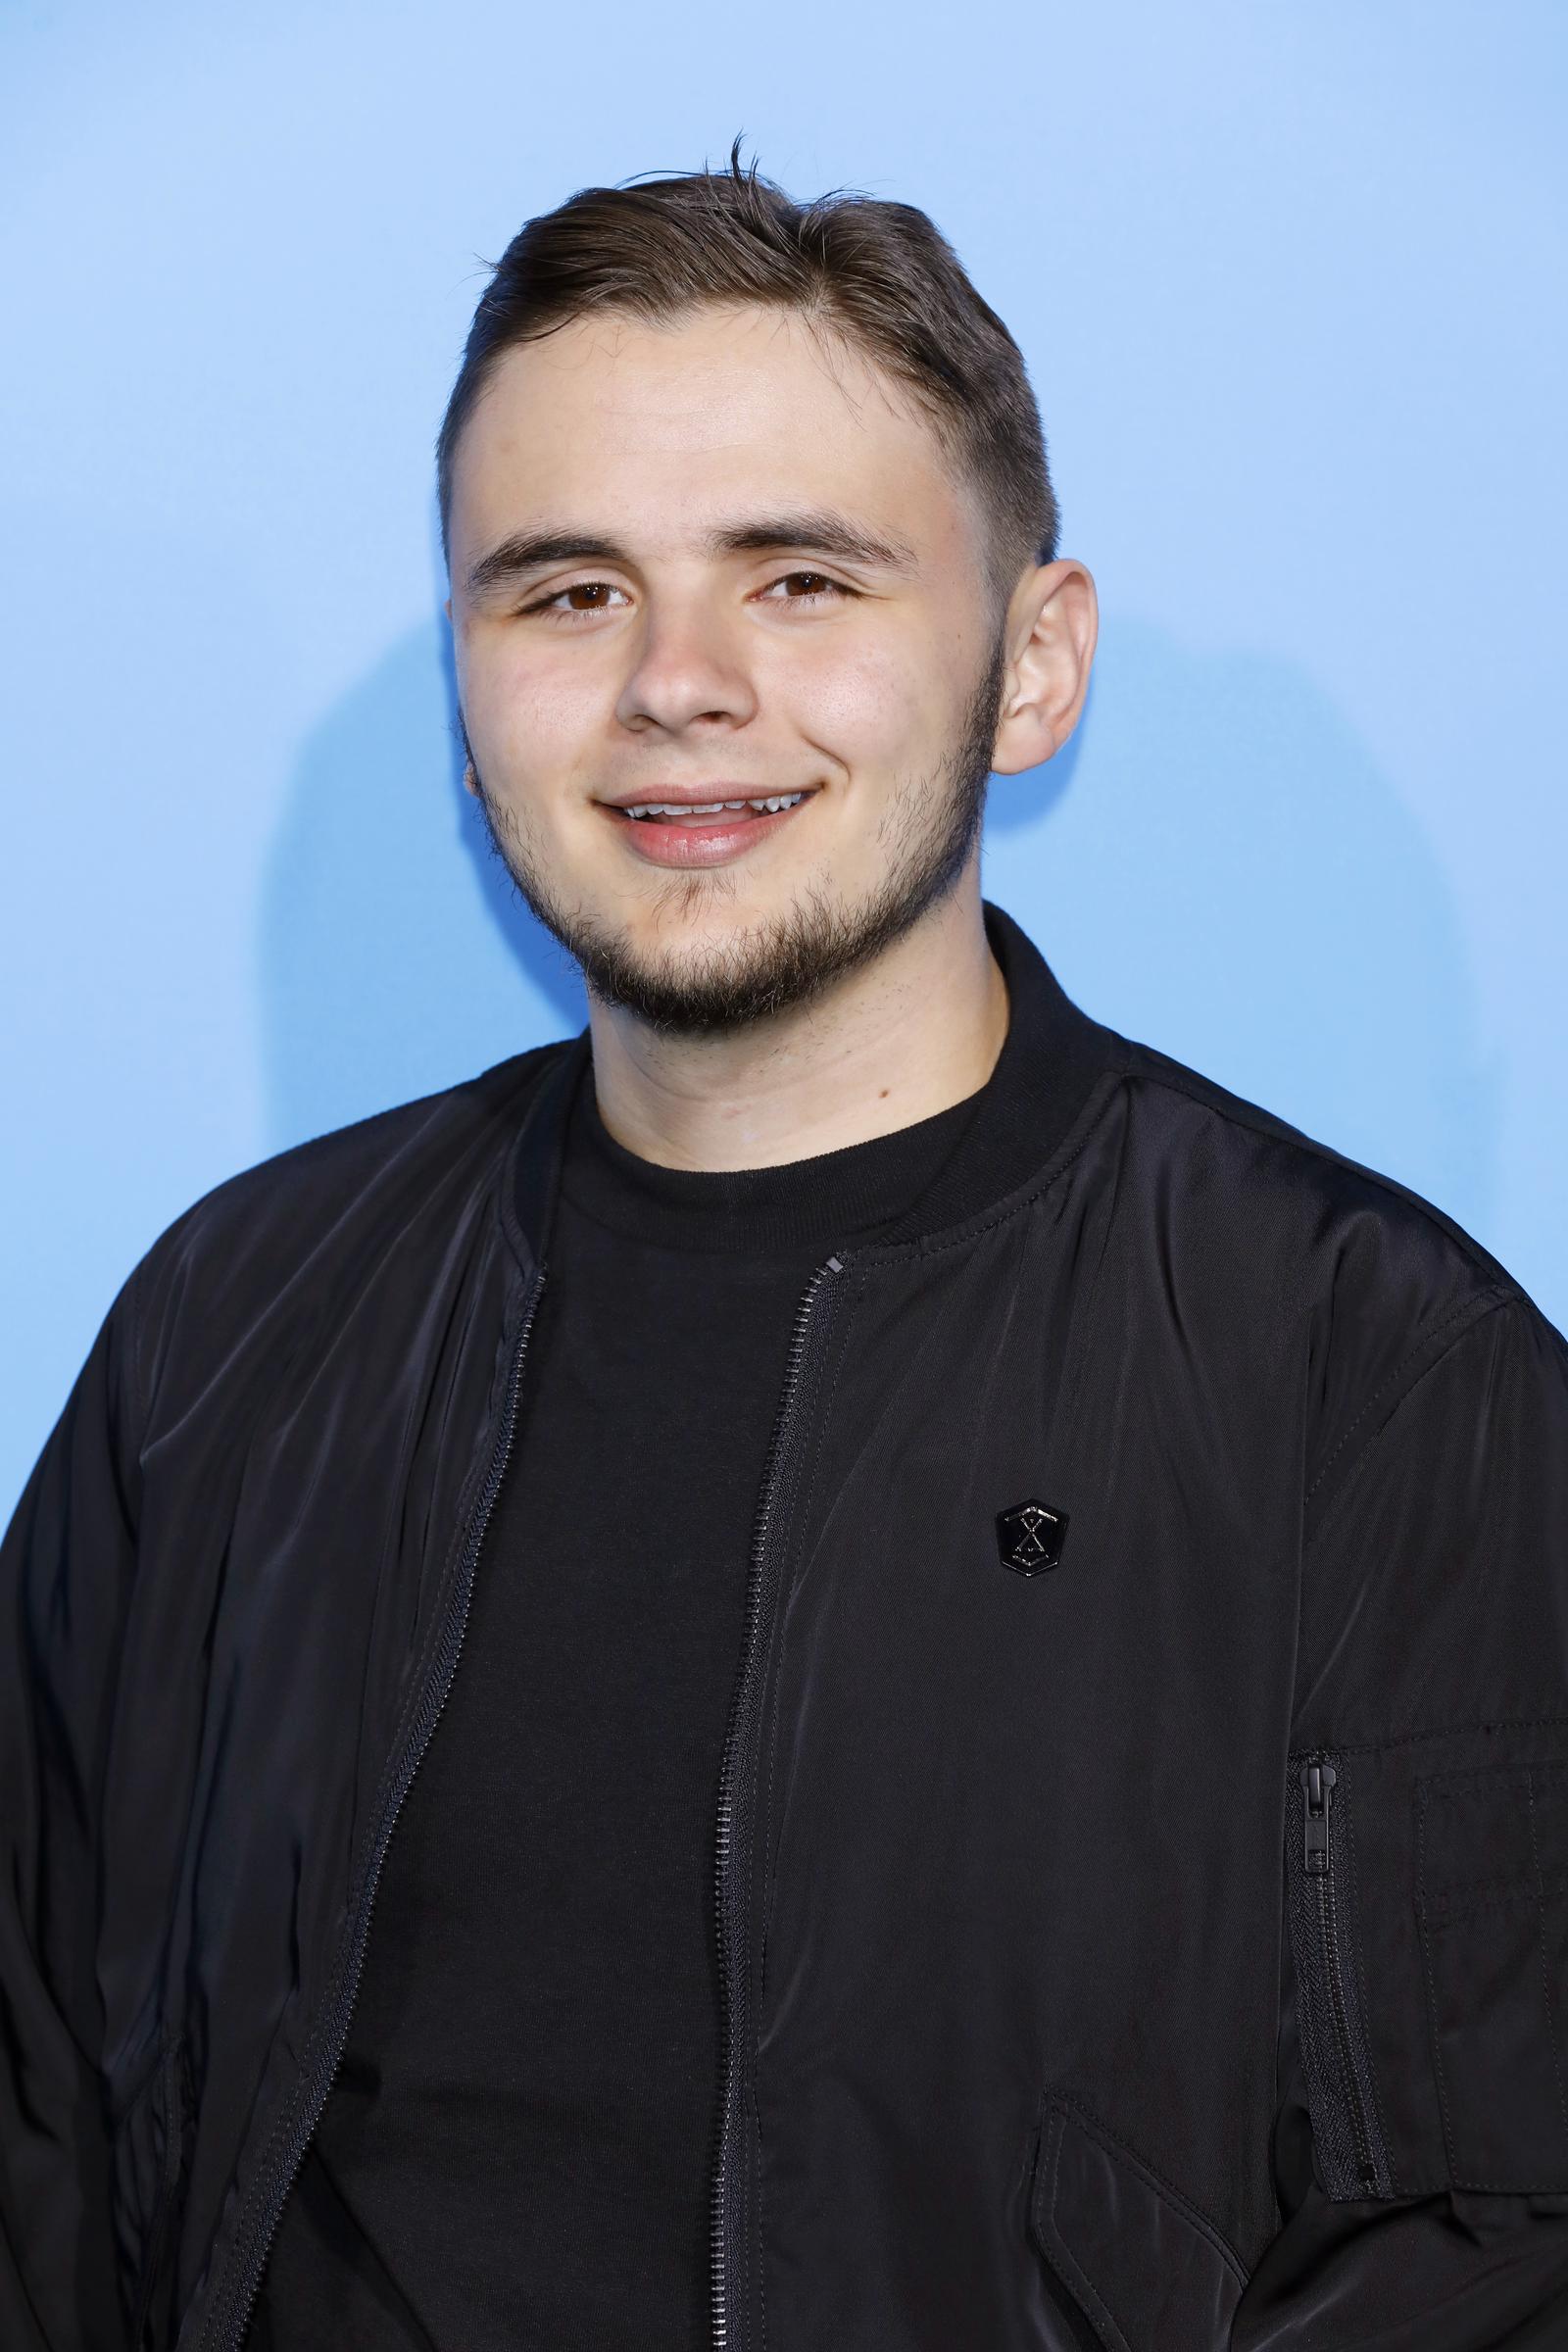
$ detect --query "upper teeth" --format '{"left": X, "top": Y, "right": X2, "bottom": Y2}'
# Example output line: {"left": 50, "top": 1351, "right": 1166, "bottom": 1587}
{"left": 620, "top": 793, "right": 807, "bottom": 819}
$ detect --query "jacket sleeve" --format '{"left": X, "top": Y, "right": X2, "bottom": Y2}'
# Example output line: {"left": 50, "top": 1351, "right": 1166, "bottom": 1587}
{"left": 1, "top": 1278, "right": 147, "bottom": 2352}
{"left": 1234, "top": 1290, "right": 1568, "bottom": 2346}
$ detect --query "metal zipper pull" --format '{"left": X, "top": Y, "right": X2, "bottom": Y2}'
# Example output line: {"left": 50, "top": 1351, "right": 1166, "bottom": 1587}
{"left": 1302, "top": 1759, "right": 1337, "bottom": 1876}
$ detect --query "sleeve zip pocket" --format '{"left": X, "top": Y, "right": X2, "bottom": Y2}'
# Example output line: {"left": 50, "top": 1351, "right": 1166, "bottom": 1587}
{"left": 1285, "top": 1752, "right": 1396, "bottom": 2199}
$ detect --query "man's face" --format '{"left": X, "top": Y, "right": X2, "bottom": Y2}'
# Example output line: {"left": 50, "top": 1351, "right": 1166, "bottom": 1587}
{"left": 446, "top": 302, "right": 1012, "bottom": 1032}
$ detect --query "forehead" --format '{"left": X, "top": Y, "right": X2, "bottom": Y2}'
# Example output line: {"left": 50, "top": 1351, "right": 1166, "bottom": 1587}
{"left": 446, "top": 302, "right": 982, "bottom": 570}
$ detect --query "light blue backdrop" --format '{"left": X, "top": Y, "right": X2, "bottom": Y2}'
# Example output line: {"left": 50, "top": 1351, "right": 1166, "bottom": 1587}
{"left": 3, "top": 2, "right": 1565, "bottom": 1515}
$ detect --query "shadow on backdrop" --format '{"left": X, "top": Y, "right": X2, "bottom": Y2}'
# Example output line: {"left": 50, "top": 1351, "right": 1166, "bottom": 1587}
{"left": 261, "top": 619, "right": 584, "bottom": 1151}
{"left": 262, "top": 613, "right": 1495, "bottom": 1242}
{"left": 986, "top": 617, "right": 1497, "bottom": 1238}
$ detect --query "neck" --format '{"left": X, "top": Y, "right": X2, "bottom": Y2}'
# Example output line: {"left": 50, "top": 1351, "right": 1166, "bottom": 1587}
{"left": 586, "top": 874, "right": 1009, "bottom": 1173}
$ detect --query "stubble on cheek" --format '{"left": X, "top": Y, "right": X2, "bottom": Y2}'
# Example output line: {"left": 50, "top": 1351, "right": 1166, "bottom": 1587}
{"left": 469, "top": 763, "right": 753, "bottom": 949}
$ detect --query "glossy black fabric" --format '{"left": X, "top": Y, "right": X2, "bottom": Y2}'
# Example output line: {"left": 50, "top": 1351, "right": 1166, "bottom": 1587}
{"left": 251, "top": 1041, "right": 1000, "bottom": 2348}
{"left": 6, "top": 903, "right": 1568, "bottom": 2350}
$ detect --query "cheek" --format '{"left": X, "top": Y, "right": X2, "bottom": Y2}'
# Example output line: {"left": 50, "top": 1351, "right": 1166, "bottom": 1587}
{"left": 460, "top": 633, "right": 605, "bottom": 769}
{"left": 777, "top": 635, "right": 948, "bottom": 770}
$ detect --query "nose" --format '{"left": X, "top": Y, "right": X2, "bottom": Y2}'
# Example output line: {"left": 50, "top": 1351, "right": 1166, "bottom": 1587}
{"left": 613, "top": 591, "right": 760, "bottom": 736}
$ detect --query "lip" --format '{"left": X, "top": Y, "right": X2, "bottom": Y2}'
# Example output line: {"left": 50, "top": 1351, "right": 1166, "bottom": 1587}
{"left": 596, "top": 783, "right": 802, "bottom": 810}
{"left": 596, "top": 789, "right": 815, "bottom": 869}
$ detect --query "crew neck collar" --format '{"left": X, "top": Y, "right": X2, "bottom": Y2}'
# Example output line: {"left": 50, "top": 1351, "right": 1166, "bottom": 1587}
{"left": 506, "top": 903, "right": 1123, "bottom": 1272}
{"left": 560, "top": 1018, "right": 996, "bottom": 1258}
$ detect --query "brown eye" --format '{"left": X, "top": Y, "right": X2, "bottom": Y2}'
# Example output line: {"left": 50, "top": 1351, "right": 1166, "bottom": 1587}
{"left": 522, "top": 579, "right": 627, "bottom": 620}
{"left": 761, "top": 571, "right": 854, "bottom": 605}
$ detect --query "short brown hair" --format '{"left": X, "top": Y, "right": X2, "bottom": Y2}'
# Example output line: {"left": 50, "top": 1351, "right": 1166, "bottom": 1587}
{"left": 437, "top": 140, "right": 1058, "bottom": 611}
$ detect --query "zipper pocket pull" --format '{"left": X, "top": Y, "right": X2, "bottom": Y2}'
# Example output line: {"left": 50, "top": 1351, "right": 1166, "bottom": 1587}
{"left": 1301, "top": 1760, "right": 1337, "bottom": 1876}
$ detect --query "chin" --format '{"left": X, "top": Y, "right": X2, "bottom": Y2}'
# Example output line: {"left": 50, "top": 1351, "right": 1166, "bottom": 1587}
{"left": 626, "top": 871, "right": 778, "bottom": 939}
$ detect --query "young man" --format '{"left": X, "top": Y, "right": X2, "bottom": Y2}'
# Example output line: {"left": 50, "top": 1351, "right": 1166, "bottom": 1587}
{"left": 4, "top": 152, "right": 1567, "bottom": 2352}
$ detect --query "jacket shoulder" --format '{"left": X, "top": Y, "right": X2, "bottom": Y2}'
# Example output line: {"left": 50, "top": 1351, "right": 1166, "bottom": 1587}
{"left": 122, "top": 1042, "right": 568, "bottom": 1418}
{"left": 1107, "top": 1032, "right": 1549, "bottom": 1521}
{"left": 1116, "top": 1030, "right": 1513, "bottom": 1288}
{"left": 162, "top": 1043, "right": 562, "bottom": 1233}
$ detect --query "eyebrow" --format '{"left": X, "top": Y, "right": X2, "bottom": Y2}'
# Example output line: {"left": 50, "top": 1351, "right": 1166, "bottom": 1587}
{"left": 464, "top": 509, "right": 920, "bottom": 600}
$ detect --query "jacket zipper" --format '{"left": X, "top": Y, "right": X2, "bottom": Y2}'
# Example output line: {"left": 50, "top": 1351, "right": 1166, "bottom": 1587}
{"left": 1298, "top": 1756, "right": 1387, "bottom": 2195}
{"left": 710, "top": 1254, "right": 846, "bottom": 2351}
{"left": 196, "top": 1268, "right": 546, "bottom": 2352}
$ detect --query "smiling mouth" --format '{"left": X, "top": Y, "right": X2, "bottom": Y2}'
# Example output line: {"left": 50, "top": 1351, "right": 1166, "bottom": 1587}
{"left": 615, "top": 792, "right": 809, "bottom": 823}
{"left": 598, "top": 786, "right": 818, "bottom": 868}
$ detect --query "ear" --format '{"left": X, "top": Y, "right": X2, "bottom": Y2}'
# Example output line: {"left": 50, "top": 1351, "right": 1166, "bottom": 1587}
{"left": 454, "top": 700, "right": 478, "bottom": 798}
{"left": 990, "top": 559, "right": 1099, "bottom": 776}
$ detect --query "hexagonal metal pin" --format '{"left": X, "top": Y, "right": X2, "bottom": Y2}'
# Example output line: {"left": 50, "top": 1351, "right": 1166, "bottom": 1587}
{"left": 995, "top": 1498, "right": 1069, "bottom": 1576}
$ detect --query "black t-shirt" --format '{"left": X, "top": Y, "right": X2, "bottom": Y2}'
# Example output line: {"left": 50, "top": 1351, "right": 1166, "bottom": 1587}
{"left": 250, "top": 1042, "right": 1004, "bottom": 2349}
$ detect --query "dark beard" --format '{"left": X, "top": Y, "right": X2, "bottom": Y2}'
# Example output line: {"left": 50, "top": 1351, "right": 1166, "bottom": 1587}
{"left": 466, "top": 629, "right": 1007, "bottom": 1038}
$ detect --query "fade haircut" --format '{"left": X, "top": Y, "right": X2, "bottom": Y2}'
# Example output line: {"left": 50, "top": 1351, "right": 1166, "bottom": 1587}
{"left": 437, "top": 138, "right": 1058, "bottom": 614}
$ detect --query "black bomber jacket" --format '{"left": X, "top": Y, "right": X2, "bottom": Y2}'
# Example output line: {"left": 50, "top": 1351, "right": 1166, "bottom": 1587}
{"left": 5, "top": 904, "right": 1568, "bottom": 2350}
